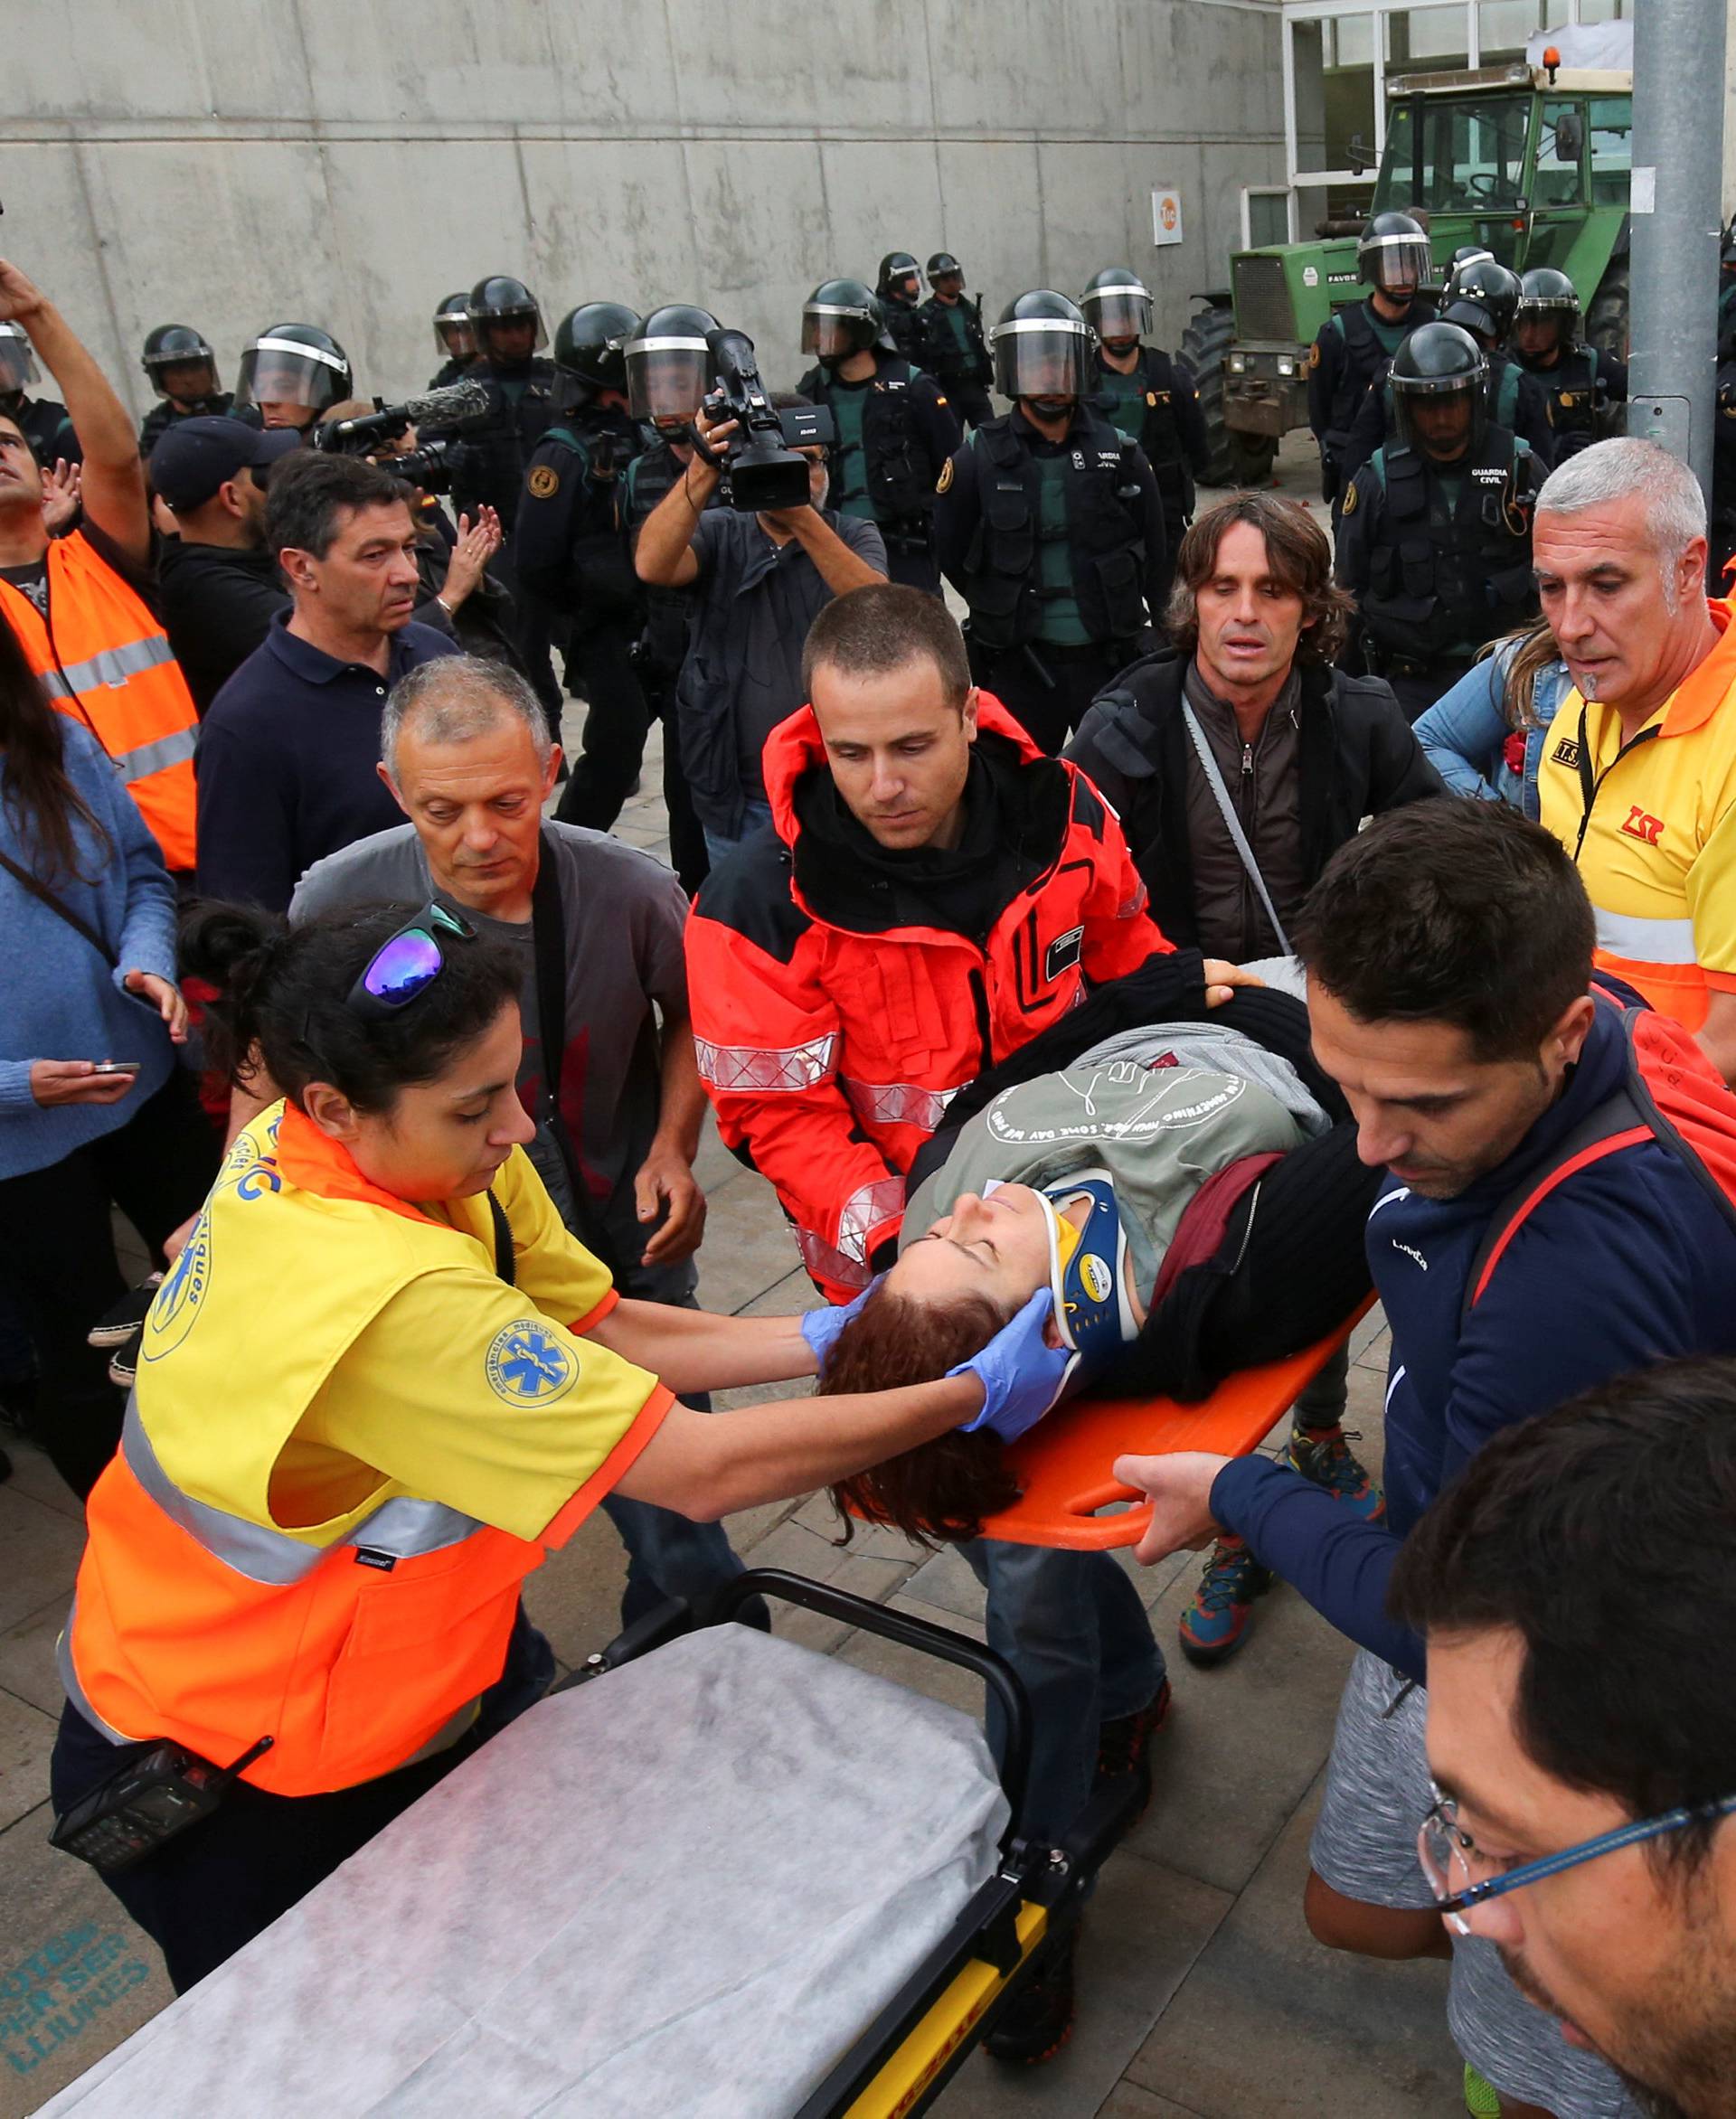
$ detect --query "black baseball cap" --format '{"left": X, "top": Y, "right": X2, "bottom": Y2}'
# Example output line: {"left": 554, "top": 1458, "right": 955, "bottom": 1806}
{"left": 149, "top": 418, "right": 302, "bottom": 512}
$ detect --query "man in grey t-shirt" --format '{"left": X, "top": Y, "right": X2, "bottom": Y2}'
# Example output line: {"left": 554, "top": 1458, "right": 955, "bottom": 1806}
{"left": 286, "top": 655, "right": 754, "bottom": 1629}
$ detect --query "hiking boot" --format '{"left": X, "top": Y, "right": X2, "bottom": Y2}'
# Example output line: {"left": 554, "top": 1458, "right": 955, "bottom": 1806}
{"left": 1178, "top": 1537, "right": 1272, "bottom": 1667}
{"left": 1288, "top": 1425, "right": 1385, "bottom": 1521}
{"left": 1093, "top": 1678, "right": 1173, "bottom": 1827}
{"left": 985, "top": 1923, "right": 1078, "bottom": 2067}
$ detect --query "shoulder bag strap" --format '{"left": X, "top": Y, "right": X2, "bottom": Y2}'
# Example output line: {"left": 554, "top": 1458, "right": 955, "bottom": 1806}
{"left": 0, "top": 843, "right": 117, "bottom": 966}
{"left": 529, "top": 832, "right": 625, "bottom": 1279}
{"left": 1178, "top": 705, "right": 1292, "bottom": 956}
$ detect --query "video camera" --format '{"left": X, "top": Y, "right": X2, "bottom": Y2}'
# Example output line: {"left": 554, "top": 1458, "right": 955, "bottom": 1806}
{"left": 314, "top": 377, "right": 491, "bottom": 497}
{"left": 695, "top": 328, "right": 835, "bottom": 513}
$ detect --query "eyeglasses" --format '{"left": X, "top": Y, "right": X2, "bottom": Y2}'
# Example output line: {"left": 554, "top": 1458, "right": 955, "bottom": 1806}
{"left": 344, "top": 902, "right": 476, "bottom": 1021}
{"left": 1419, "top": 1780, "right": 1736, "bottom": 1936}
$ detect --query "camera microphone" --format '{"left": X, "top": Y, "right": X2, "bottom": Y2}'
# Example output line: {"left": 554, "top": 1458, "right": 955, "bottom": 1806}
{"left": 326, "top": 376, "right": 490, "bottom": 445}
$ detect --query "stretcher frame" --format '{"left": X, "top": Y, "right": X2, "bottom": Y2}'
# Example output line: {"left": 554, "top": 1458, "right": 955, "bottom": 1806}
{"left": 563, "top": 1566, "right": 1144, "bottom": 2119}
{"left": 979, "top": 1297, "right": 1375, "bottom": 1550}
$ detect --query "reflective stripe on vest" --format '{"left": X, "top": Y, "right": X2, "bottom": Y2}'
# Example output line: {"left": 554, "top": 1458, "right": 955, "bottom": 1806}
{"left": 0, "top": 535, "right": 198, "bottom": 871}
{"left": 841, "top": 1077, "right": 958, "bottom": 1133}
{"left": 695, "top": 1032, "right": 837, "bottom": 1094}
{"left": 1592, "top": 905, "right": 1698, "bottom": 968}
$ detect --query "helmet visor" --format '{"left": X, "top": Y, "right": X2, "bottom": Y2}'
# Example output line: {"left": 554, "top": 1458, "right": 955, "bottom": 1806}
{"left": 434, "top": 317, "right": 477, "bottom": 361}
{"left": 993, "top": 319, "right": 1092, "bottom": 401}
{"left": 147, "top": 354, "right": 219, "bottom": 400}
{"left": 0, "top": 335, "right": 39, "bottom": 391}
{"left": 1393, "top": 374, "right": 1484, "bottom": 458}
{"left": 800, "top": 307, "right": 870, "bottom": 361}
{"left": 1362, "top": 232, "right": 1432, "bottom": 297}
{"left": 1083, "top": 287, "right": 1152, "bottom": 342}
{"left": 476, "top": 306, "right": 547, "bottom": 356}
{"left": 236, "top": 340, "right": 349, "bottom": 416}
{"left": 626, "top": 335, "right": 711, "bottom": 423}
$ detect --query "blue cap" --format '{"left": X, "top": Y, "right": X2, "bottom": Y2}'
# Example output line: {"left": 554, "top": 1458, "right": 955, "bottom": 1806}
{"left": 149, "top": 417, "right": 301, "bottom": 512}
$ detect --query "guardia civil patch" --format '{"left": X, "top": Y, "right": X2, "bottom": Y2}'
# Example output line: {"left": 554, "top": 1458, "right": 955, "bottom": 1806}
{"left": 936, "top": 457, "right": 956, "bottom": 494}
{"left": 485, "top": 1320, "right": 578, "bottom": 1406}
{"left": 527, "top": 465, "right": 561, "bottom": 500}
{"left": 1340, "top": 478, "right": 1358, "bottom": 516}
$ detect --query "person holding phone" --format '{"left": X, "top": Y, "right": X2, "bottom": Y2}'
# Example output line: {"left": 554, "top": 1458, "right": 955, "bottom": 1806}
{"left": 0, "top": 606, "right": 218, "bottom": 1498}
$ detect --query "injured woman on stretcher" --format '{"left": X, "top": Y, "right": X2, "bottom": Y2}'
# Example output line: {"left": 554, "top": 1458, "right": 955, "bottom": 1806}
{"left": 819, "top": 954, "right": 1380, "bottom": 1544}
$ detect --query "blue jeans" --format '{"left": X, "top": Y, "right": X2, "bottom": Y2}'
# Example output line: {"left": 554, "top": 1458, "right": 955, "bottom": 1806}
{"left": 600, "top": 1491, "right": 760, "bottom": 1629}
{"left": 959, "top": 1540, "right": 1166, "bottom": 1841}
{"left": 702, "top": 796, "right": 775, "bottom": 869}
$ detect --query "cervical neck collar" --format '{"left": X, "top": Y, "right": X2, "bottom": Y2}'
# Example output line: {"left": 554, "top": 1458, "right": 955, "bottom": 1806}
{"left": 1033, "top": 1170, "right": 1139, "bottom": 1395}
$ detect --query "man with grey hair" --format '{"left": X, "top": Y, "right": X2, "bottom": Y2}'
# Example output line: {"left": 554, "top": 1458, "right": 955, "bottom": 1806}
{"left": 277, "top": 655, "right": 759, "bottom": 1628}
{"left": 1533, "top": 437, "right": 1736, "bottom": 1081}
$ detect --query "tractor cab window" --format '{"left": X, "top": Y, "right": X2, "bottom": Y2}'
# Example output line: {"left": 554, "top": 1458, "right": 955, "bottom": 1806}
{"left": 1375, "top": 95, "right": 1531, "bottom": 215}
{"left": 1533, "top": 99, "right": 1586, "bottom": 208}
{"left": 1589, "top": 95, "right": 1633, "bottom": 205}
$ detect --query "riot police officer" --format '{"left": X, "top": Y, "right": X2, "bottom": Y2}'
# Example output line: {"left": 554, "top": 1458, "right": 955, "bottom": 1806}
{"left": 934, "top": 289, "right": 1165, "bottom": 755}
{"left": 621, "top": 305, "right": 721, "bottom": 895}
{"left": 1335, "top": 321, "right": 1542, "bottom": 721}
{"left": 1339, "top": 259, "right": 1555, "bottom": 489}
{"left": 440, "top": 276, "right": 559, "bottom": 522}
{"left": 916, "top": 252, "right": 995, "bottom": 429}
{"left": 231, "top": 324, "right": 353, "bottom": 434}
{"left": 516, "top": 302, "right": 650, "bottom": 832}
{"left": 1514, "top": 268, "right": 1627, "bottom": 464}
{"left": 795, "top": 278, "right": 960, "bottom": 596}
{"left": 876, "top": 251, "right": 926, "bottom": 366}
{"left": 1713, "top": 341, "right": 1736, "bottom": 589}
{"left": 138, "top": 325, "right": 231, "bottom": 456}
{"left": 1080, "top": 266, "right": 1212, "bottom": 614}
{"left": 1307, "top": 212, "right": 1433, "bottom": 512}
{"left": 0, "top": 323, "right": 77, "bottom": 466}
{"left": 428, "top": 292, "right": 478, "bottom": 390}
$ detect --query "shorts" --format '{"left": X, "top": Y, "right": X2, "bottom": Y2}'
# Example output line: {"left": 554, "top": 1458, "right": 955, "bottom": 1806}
{"left": 1311, "top": 1650, "right": 1644, "bottom": 2119}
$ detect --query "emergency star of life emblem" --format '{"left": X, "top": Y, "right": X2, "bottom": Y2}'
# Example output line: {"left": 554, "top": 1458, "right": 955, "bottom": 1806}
{"left": 486, "top": 1320, "right": 578, "bottom": 1406}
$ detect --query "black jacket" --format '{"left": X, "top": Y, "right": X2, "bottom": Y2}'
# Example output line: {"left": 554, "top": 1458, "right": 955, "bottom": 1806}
{"left": 156, "top": 540, "right": 288, "bottom": 716}
{"left": 1064, "top": 648, "right": 1442, "bottom": 947}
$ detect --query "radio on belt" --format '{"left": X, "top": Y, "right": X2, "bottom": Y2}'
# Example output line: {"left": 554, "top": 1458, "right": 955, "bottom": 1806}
{"left": 51, "top": 1734, "right": 274, "bottom": 1875}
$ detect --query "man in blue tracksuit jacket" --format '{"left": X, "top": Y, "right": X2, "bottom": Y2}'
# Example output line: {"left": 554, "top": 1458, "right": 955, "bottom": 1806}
{"left": 1118, "top": 800, "right": 1736, "bottom": 2119}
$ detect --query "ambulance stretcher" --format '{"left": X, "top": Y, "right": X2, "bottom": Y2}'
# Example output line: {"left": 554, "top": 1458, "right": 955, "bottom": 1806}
{"left": 41, "top": 1314, "right": 1361, "bottom": 2119}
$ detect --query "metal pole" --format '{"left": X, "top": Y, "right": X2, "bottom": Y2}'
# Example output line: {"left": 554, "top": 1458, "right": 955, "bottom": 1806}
{"left": 1624, "top": 0, "right": 1727, "bottom": 493}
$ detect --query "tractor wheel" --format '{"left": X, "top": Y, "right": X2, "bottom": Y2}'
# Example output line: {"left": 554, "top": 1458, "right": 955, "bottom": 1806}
{"left": 1178, "top": 303, "right": 1237, "bottom": 485}
{"left": 1585, "top": 266, "right": 1629, "bottom": 364}
{"left": 1230, "top": 431, "right": 1279, "bottom": 485}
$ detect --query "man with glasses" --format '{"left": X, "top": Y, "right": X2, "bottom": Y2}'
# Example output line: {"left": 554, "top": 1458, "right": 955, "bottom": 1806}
{"left": 1113, "top": 800, "right": 1736, "bottom": 2119}
{"left": 1392, "top": 1361, "right": 1736, "bottom": 2119}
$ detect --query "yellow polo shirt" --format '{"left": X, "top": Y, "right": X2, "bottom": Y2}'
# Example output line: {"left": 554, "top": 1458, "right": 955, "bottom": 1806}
{"left": 1538, "top": 604, "right": 1736, "bottom": 1031}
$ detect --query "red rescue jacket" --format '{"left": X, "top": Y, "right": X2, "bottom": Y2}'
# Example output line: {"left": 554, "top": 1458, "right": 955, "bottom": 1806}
{"left": 684, "top": 695, "right": 1170, "bottom": 1296}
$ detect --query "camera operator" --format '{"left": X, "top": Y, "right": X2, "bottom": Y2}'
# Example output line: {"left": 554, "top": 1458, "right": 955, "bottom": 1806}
{"left": 636, "top": 393, "right": 886, "bottom": 863}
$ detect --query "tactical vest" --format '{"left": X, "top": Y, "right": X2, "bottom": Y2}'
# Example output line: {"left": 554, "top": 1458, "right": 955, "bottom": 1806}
{"left": 1363, "top": 429, "right": 1535, "bottom": 667}
{"left": 1094, "top": 349, "right": 1193, "bottom": 518}
{"left": 918, "top": 297, "right": 991, "bottom": 384}
{"left": 624, "top": 439, "right": 695, "bottom": 676}
{"left": 1324, "top": 300, "right": 1429, "bottom": 444}
{"left": 542, "top": 412, "right": 643, "bottom": 620}
{"left": 797, "top": 356, "right": 937, "bottom": 541}
{"left": 448, "top": 359, "right": 557, "bottom": 520}
{"left": 1533, "top": 347, "right": 1602, "bottom": 442}
{"left": 959, "top": 410, "right": 1149, "bottom": 653}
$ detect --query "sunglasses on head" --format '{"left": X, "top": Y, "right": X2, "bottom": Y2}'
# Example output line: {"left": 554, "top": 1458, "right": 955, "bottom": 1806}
{"left": 344, "top": 902, "right": 476, "bottom": 1021}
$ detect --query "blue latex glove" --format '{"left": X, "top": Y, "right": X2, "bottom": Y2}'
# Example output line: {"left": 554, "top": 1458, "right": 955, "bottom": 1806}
{"left": 798, "top": 1275, "right": 884, "bottom": 1370}
{"left": 950, "top": 1289, "right": 1072, "bottom": 1443}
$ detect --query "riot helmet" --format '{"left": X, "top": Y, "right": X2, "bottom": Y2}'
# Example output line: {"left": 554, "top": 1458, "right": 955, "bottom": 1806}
{"left": 552, "top": 303, "right": 640, "bottom": 400}
{"left": 877, "top": 252, "right": 922, "bottom": 306}
{"left": 991, "top": 289, "right": 1093, "bottom": 405}
{"left": 928, "top": 251, "right": 965, "bottom": 293}
{"left": 466, "top": 276, "right": 547, "bottom": 361}
{"left": 1357, "top": 212, "right": 1431, "bottom": 299}
{"left": 1391, "top": 322, "right": 1487, "bottom": 461}
{"left": 432, "top": 291, "right": 477, "bottom": 363}
{"left": 627, "top": 304, "right": 719, "bottom": 426}
{"left": 234, "top": 324, "right": 354, "bottom": 427}
{"left": 1515, "top": 268, "right": 1581, "bottom": 357}
{"left": 142, "top": 325, "right": 220, "bottom": 402}
{"left": 1449, "top": 246, "right": 1495, "bottom": 273}
{"left": 0, "top": 324, "right": 41, "bottom": 395}
{"left": 801, "top": 279, "right": 882, "bottom": 363}
{"left": 1439, "top": 259, "right": 1522, "bottom": 348}
{"left": 1080, "top": 268, "right": 1153, "bottom": 348}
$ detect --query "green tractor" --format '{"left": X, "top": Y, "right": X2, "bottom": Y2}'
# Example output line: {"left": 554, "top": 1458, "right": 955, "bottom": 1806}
{"left": 1183, "top": 57, "right": 1634, "bottom": 485}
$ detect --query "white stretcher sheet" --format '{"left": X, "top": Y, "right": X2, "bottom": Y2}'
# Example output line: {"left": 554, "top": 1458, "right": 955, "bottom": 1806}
{"left": 42, "top": 1623, "right": 1009, "bottom": 2118}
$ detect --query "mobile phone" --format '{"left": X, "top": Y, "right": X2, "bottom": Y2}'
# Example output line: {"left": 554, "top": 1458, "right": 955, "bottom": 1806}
{"left": 92, "top": 1060, "right": 142, "bottom": 1076}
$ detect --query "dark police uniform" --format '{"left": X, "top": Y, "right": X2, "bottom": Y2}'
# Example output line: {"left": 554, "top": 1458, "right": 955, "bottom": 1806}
{"left": 915, "top": 295, "right": 995, "bottom": 430}
{"left": 881, "top": 292, "right": 924, "bottom": 367}
{"left": 796, "top": 349, "right": 962, "bottom": 595}
{"left": 5, "top": 391, "right": 80, "bottom": 467}
{"left": 934, "top": 402, "right": 1166, "bottom": 755}
{"left": 1306, "top": 296, "right": 1432, "bottom": 506}
{"left": 621, "top": 438, "right": 709, "bottom": 896}
{"left": 139, "top": 393, "right": 235, "bottom": 459}
{"left": 1090, "top": 346, "right": 1212, "bottom": 613}
{"left": 514, "top": 406, "right": 649, "bottom": 833}
{"left": 1713, "top": 351, "right": 1736, "bottom": 589}
{"left": 1520, "top": 344, "right": 1628, "bottom": 463}
{"left": 427, "top": 356, "right": 476, "bottom": 393}
{"left": 1340, "top": 352, "right": 1555, "bottom": 494}
{"left": 1334, "top": 424, "right": 1541, "bottom": 721}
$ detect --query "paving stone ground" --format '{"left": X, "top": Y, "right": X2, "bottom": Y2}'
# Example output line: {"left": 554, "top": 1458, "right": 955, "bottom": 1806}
{"left": 0, "top": 432, "right": 1467, "bottom": 2114}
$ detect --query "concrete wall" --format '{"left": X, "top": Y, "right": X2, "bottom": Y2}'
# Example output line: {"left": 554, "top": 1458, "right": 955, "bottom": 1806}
{"left": 0, "top": 0, "right": 1285, "bottom": 421}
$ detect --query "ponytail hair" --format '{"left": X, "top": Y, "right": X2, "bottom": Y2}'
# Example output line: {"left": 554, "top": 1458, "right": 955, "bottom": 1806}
{"left": 181, "top": 898, "right": 524, "bottom": 1115}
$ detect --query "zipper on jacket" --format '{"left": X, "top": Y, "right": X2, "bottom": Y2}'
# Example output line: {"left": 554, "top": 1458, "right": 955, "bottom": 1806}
{"left": 967, "top": 965, "right": 994, "bottom": 1075}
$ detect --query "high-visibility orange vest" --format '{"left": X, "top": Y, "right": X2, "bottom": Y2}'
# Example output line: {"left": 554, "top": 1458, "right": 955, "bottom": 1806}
{"left": 0, "top": 531, "right": 198, "bottom": 871}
